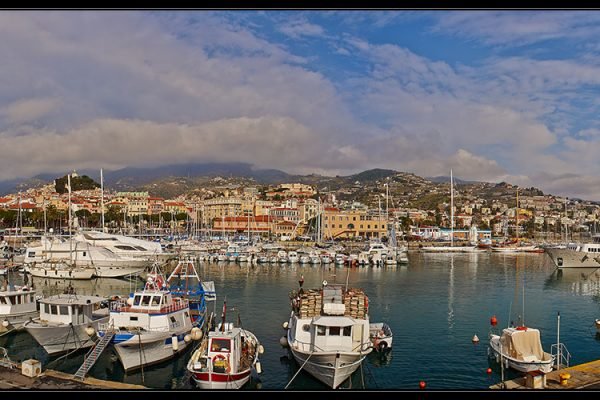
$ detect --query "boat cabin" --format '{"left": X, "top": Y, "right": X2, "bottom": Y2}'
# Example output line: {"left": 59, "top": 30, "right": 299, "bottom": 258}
{"left": 206, "top": 327, "right": 243, "bottom": 374}
{"left": 0, "top": 286, "right": 36, "bottom": 314}
{"left": 109, "top": 291, "right": 190, "bottom": 331}
{"left": 38, "top": 295, "right": 104, "bottom": 325}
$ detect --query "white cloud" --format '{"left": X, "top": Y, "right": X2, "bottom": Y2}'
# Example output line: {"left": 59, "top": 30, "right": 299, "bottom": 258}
{"left": 278, "top": 19, "right": 325, "bottom": 39}
{"left": 1, "top": 98, "right": 60, "bottom": 125}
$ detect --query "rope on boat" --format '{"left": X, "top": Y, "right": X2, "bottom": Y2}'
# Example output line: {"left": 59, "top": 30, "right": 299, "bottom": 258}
{"left": 284, "top": 351, "right": 314, "bottom": 390}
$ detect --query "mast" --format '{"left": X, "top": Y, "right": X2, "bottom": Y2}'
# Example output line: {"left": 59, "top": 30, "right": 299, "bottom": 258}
{"left": 67, "top": 173, "right": 73, "bottom": 265}
{"left": 515, "top": 188, "right": 519, "bottom": 245}
{"left": 450, "top": 169, "right": 453, "bottom": 248}
{"left": 100, "top": 168, "right": 105, "bottom": 232}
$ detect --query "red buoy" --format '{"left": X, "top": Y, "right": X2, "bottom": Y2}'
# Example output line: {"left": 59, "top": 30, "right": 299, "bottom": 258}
{"left": 490, "top": 315, "right": 498, "bottom": 326}
{"left": 487, "top": 368, "right": 492, "bottom": 374}
{"left": 419, "top": 381, "right": 426, "bottom": 390}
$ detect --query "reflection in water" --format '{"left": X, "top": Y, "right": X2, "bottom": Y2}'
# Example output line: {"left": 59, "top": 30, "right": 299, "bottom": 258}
{"left": 448, "top": 255, "right": 454, "bottom": 330}
{"left": 544, "top": 267, "right": 600, "bottom": 297}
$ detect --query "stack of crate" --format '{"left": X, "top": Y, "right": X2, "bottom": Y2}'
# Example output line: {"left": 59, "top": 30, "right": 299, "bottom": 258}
{"left": 344, "top": 288, "right": 368, "bottom": 319}
{"left": 298, "top": 289, "right": 322, "bottom": 318}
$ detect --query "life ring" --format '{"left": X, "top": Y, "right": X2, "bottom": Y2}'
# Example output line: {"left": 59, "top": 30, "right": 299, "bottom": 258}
{"left": 213, "top": 354, "right": 231, "bottom": 374}
{"left": 378, "top": 341, "right": 388, "bottom": 352}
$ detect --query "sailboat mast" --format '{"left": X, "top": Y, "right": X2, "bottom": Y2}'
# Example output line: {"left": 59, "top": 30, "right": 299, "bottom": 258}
{"left": 450, "top": 169, "right": 453, "bottom": 248}
{"left": 67, "top": 173, "right": 72, "bottom": 265}
{"left": 516, "top": 189, "right": 519, "bottom": 242}
{"left": 100, "top": 168, "right": 105, "bottom": 232}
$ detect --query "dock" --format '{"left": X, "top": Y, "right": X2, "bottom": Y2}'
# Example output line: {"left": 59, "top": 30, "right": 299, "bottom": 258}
{"left": 490, "top": 359, "right": 600, "bottom": 389}
{"left": 0, "top": 364, "right": 147, "bottom": 390}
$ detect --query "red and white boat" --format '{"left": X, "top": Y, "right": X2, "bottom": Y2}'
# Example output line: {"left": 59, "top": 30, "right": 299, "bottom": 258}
{"left": 187, "top": 302, "right": 263, "bottom": 389}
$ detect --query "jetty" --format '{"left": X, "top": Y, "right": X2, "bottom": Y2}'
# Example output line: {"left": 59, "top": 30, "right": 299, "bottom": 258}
{"left": 490, "top": 359, "right": 600, "bottom": 389}
{"left": 0, "top": 363, "right": 146, "bottom": 390}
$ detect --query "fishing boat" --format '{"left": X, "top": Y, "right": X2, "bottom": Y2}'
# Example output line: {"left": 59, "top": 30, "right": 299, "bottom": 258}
{"left": 187, "top": 302, "right": 263, "bottom": 389}
{"left": 24, "top": 288, "right": 109, "bottom": 355}
{"left": 284, "top": 280, "right": 373, "bottom": 389}
{"left": 98, "top": 268, "right": 194, "bottom": 371}
{"left": 0, "top": 279, "right": 38, "bottom": 335}
{"left": 369, "top": 322, "right": 393, "bottom": 352}
{"left": 166, "top": 257, "right": 216, "bottom": 326}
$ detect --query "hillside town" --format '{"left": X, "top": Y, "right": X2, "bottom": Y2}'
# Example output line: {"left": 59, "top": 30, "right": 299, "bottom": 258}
{"left": 1, "top": 170, "right": 598, "bottom": 244}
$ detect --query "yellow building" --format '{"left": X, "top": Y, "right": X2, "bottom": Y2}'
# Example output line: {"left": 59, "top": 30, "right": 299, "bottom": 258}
{"left": 113, "top": 192, "right": 149, "bottom": 216}
{"left": 322, "top": 208, "right": 387, "bottom": 239}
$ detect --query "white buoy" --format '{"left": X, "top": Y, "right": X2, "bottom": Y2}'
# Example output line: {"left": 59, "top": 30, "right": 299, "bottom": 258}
{"left": 282, "top": 321, "right": 289, "bottom": 329}
{"left": 255, "top": 361, "right": 262, "bottom": 374}
{"left": 172, "top": 335, "right": 179, "bottom": 351}
{"left": 191, "top": 327, "right": 203, "bottom": 341}
{"left": 85, "top": 326, "right": 96, "bottom": 336}
{"left": 184, "top": 334, "right": 192, "bottom": 343}
{"left": 2, "top": 320, "right": 9, "bottom": 328}
{"left": 258, "top": 344, "right": 265, "bottom": 354}
{"left": 472, "top": 334, "right": 480, "bottom": 343}
{"left": 279, "top": 336, "right": 289, "bottom": 347}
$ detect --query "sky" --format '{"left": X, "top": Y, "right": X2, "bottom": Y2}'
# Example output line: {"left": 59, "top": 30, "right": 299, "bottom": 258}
{"left": 2, "top": 10, "right": 600, "bottom": 200}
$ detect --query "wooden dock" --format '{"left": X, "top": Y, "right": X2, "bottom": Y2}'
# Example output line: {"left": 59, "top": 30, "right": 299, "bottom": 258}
{"left": 0, "top": 364, "right": 147, "bottom": 390}
{"left": 490, "top": 359, "right": 600, "bottom": 389}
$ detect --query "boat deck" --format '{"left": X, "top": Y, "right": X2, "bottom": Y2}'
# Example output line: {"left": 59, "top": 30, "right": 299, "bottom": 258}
{"left": 490, "top": 359, "right": 600, "bottom": 389}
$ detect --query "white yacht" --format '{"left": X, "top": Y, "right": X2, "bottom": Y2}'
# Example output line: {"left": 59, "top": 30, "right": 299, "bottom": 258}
{"left": 24, "top": 292, "right": 109, "bottom": 355}
{"left": 24, "top": 236, "right": 149, "bottom": 278}
{"left": 546, "top": 235, "right": 600, "bottom": 268}
{"left": 284, "top": 282, "right": 372, "bottom": 389}
{"left": 73, "top": 231, "right": 171, "bottom": 262}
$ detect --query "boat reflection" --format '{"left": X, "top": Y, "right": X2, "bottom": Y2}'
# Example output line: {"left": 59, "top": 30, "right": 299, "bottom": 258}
{"left": 544, "top": 267, "right": 600, "bottom": 297}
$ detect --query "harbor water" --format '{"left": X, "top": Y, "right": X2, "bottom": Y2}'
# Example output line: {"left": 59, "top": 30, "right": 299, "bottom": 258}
{"left": 2, "top": 252, "right": 600, "bottom": 390}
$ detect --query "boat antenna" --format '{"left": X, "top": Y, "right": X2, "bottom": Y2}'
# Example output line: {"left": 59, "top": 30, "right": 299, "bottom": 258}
{"left": 221, "top": 297, "right": 227, "bottom": 332}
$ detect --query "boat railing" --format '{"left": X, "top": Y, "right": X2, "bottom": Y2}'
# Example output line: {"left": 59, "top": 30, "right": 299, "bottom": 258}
{"left": 109, "top": 298, "right": 189, "bottom": 314}
{"left": 551, "top": 343, "right": 571, "bottom": 369}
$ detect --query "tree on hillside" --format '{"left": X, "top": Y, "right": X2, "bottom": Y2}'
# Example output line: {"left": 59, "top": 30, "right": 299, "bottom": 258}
{"left": 55, "top": 174, "right": 100, "bottom": 194}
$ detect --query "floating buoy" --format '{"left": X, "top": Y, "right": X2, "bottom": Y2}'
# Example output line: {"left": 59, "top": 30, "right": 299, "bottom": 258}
{"left": 255, "top": 361, "right": 262, "bottom": 374}
{"left": 85, "top": 326, "right": 96, "bottom": 336}
{"left": 258, "top": 344, "right": 265, "bottom": 354}
{"left": 282, "top": 321, "right": 289, "bottom": 329}
{"left": 184, "top": 334, "right": 192, "bottom": 343}
{"left": 486, "top": 368, "right": 492, "bottom": 374}
{"left": 490, "top": 315, "right": 498, "bottom": 326}
{"left": 2, "top": 319, "right": 9, "bottom": 328}
{"left": 322, "top": 280, "right": 328, "bottom": 286}
{"left": 472, "top": 334, "right": 480, "bottom": 343}
{"left": 279, "top": 336, "right": 289, "bottom": 347}
{"left": 172, "top": 335, "right": 179, "bottom": 351}
{"left": 419, "top": 381, "right": 426, "bottom": 390}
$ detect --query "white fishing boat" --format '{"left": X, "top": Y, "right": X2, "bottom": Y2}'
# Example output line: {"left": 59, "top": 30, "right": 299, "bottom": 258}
{"left": 284, "top": 281, "right": 372, "bottom": 389}
{"left": 489, "top": 326, "right": 555, "bottom": 373}
{"left": 98, "top": 271, "right": 194, "bottom": 371}
{"left": 28, "top": 260, "right": 96, "bottom": 280}
{"left": 369, "top": 322, "right": 393, "bottom": 352}
{"left": 187, "top": 303, "right": 263, "bottom": 389}
{"left": 0, "top": 280, "right": 38, "bottom": 334}
{"left": 24, "top": 291, "right": 109, "bottom": 355}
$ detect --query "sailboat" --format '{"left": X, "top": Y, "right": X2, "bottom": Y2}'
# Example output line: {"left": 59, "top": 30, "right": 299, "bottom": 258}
{"left": 421, "top": 170, "right": 480, "bottom": 253}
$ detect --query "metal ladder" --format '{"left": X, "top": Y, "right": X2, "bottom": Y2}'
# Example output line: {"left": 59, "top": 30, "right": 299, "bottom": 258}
{"left": 73, "top": 329, "right": 115, "bottom": 380}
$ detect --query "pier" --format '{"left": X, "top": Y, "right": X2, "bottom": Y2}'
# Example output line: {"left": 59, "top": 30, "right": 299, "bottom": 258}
{"left": 490, "top": 359, "right": 600, "bottom": 389}
{"left": 0, "top": 364, "right": 146, "bottom": 390}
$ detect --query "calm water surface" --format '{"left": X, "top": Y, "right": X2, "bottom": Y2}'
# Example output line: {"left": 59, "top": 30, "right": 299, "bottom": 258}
{"left": 2, "top": 252, "right": 600, "bottom": 390}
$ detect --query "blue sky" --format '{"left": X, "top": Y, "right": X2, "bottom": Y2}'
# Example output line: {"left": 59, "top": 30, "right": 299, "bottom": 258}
{"left": 2, "top": 10, "right": 600, "bottom": 200}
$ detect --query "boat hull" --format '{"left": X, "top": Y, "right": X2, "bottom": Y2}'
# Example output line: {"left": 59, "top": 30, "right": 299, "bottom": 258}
{"left": 24, "top": 316, "right": 108, "bottom": 355}
{"left": 288, "top": 346, "right": 367, "bottom": 389}
{"left": 114, "top": 331, "right": 190, "bottom": 372}
{"left": 191, "top": 369, "right": 252, "bottom": 389}
{"left": 546, "top": 248, "right": 600, "bottom": 268}
{"left": 0, "top": 309, "right": 39, "bottom": 332}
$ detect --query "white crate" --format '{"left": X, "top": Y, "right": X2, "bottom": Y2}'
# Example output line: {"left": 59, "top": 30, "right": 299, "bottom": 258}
{"left": 21, "top": 359, "right": 42, "bottom": 377}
